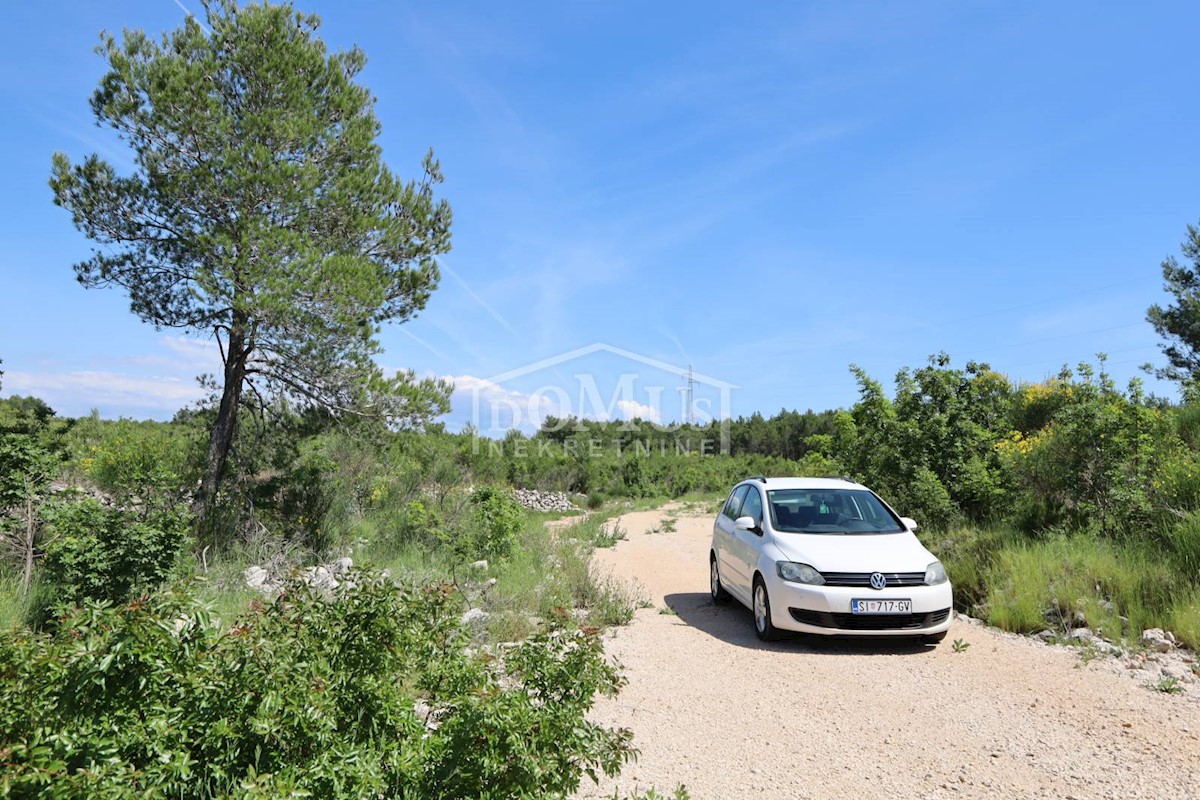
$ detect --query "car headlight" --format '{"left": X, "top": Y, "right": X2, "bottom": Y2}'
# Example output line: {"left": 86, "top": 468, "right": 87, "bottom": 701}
{"left": 924, "top": 560, "right": 948, "bottom": 585}
{"left": 777, "top": 562, "right": 825, "bottom": 585}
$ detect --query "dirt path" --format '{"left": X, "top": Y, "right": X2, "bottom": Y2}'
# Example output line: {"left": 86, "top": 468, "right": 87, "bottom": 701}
{"left": 578, "top": 504, "right": 1200, "bottom": 800}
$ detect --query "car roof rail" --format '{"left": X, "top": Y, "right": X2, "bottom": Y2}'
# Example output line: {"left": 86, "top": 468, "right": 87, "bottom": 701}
{"left": 821, "top": 475, "right": 857, "bottom": 482}
{"left": 745, "top": 475, "right": 768, "bottom": 483}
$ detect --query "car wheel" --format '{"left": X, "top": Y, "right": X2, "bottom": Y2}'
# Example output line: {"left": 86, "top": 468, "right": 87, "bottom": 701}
{"left": 710, "top": 555, "right": 731, "bottom": 604}
{"left": 922, "top": 631, "right": 948, "bottom": 644}
{"left": 752, "top": 576, "right": 781, "bottom": 641}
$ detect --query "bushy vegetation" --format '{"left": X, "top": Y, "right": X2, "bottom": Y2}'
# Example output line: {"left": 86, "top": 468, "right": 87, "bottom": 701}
{"left": 0, "top": 573, "right": 636, "bottom": 798}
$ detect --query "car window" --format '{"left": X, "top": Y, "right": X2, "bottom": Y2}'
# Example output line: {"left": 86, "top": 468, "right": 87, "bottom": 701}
{"left": 766, "top": 488, "right": 904, "bottom": 534}
{"left": 740, "top": 486, "right": 764, "bottom": 525}
{"left": 722, "top": 485, "right": 750, "bottom": 520}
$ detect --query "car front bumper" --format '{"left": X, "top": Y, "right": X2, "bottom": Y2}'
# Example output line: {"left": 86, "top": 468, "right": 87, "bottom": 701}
{"left": 768, "top": 578, "right": 954, "bottom": 637}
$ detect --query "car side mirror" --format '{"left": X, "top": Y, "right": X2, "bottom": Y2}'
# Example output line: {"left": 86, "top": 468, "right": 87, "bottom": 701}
{"left": 734, "top": 515, "right": 760, "bottom": 533}
{"left": 900, "top": 516, "right": 918, "bottom": 531}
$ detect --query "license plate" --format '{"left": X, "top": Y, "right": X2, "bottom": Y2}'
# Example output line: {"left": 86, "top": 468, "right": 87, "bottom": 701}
{"left": 851, "top": 599, "right": 911, "bottom": 614}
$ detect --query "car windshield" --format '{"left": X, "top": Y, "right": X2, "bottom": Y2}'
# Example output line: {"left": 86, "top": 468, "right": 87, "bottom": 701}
{"left": 766, "top": 488, "right": 905, "bottom": 535}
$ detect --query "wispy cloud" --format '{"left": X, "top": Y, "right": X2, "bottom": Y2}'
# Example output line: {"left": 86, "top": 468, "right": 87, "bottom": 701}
{"left": 170, "top": 0, "right": 210, "bottom": 33}
{"left": 28, "top": 104, "right": 134, "bottom": 172}
{"left": 2, "top": 335, "right": 219, "bottom": 418}
{"left": 399, "top": 327, "right": 447, "bottom": 360}
{"left": 438, "top": 260, "right": 518, "bottom": 336}
{"left": 4, "top": 370, "right": 202, "bottom": 413}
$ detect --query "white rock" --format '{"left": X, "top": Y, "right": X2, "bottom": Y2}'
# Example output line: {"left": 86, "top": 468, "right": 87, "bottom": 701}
{"left": 243, "top": 565, "right": 278, "bottom": 594}
{"left": 461, "top": 608, "right": 490, "bottom": 625}
{"left": 470, "top": 559, "right": 489, "bottom": 572}
{"left": 329, "top": 557, "right": 352, "bottom": 575}
{"left": 301, "top": 566, "right": 339, "bottom": 596}
{"left": 1141, "top": 628, "right": 1174, "bottom": 653}
{"left": 1070, "top": 627, "right": 1095, "bottom": 642}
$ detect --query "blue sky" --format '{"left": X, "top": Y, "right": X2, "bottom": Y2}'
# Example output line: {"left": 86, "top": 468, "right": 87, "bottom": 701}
{"left": 2, "top": 1, "right": 1199, "bottom": 430}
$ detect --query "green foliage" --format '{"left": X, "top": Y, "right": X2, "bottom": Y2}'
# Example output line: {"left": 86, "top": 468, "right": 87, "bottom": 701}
{"left": 50, "top": 0, "right": 453, "bottom": 522}
{"left": 592, "top": 519, "right": 627, "bottom": 549}
{"left": 0, "top": 435, "right": 56, "bottom": 513}
{"left": 0, "top": 398, "right": 65, "bottom": 593}
{"left": 1148, "top": 675, "right": 1185, "bottom": 694}
{"left": 467, "top": 487, "right": 524, "bottom": 560}
{"left": 951, "top": 638, "right": 970, "bottom": 653}
{"left": 1002, "top": 361, "right": 1168, "bottom": 537}
{"left": 431, "top": 487, "right": 523, "bottom": 566}
{"left": 0, "top": 573, "right": 635, "bottom": 798}
{"left": 832, "top": 355, "right": 1015, "bottom": 528}
{"left": 1147, "top": 219, "right": 1200, "bottom": 383}
{"left": 41, "top": 499, "right": 187, "bottom": 605}
{"left": 71, "top": 418, "right": 201, "bottom": 511}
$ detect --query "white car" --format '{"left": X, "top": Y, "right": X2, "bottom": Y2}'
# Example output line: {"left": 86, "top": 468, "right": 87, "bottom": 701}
{"left": 709, "top": 476, "right": 953, "bottom": 642}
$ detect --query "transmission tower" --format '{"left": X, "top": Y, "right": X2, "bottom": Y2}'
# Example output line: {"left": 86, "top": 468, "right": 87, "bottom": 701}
{"left": 685, "top": 364, "right": 695, "bottom": 425}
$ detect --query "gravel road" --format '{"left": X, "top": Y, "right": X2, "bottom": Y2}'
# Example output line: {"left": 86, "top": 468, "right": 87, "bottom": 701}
{"left": 577, "top": 504, "right": 1200, "bottom": 800}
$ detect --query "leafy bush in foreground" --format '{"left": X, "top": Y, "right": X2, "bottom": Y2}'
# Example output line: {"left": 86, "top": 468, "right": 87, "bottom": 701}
{"left": 0, "top": 571, "right": 635, "bottom": 798}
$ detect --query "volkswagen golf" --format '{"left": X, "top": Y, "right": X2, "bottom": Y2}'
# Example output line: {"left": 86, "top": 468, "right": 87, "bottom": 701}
{"left": 709, "top": 476, "right": 953, "bottom": 642}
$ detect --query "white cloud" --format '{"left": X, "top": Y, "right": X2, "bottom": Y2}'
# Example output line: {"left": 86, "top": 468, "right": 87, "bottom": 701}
{"left": 616, "top": 399, "right": 660, "bottom": 422}
{"left": 447, "top": 374, "right": 570, "bottom": 433}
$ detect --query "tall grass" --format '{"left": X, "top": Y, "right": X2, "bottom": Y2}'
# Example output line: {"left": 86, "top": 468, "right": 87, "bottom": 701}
{"left": 1165, "top": 510, "right": 1200, "bottom": 576}
{"left": 0, "top": 573, "right": 57, "bottom": 630}
{"left": 940, "top": 530, "right": 1179, "bottom": 641}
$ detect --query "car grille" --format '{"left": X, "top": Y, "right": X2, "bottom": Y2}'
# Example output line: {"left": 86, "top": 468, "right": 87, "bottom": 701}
{"left": 789, "top": 607, "right": 952, "bottom": 630}
{"left": 818, "top": 571, "right": 927, "bottom": 587}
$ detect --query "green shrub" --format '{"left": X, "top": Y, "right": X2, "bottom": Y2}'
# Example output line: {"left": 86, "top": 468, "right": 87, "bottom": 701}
{"left": 382, "top": 498, "right": 442, "bottom": 547}
{"left": 0, "top": 572, "right": 636, "bottom": 798}
{"left": 41, "top": 498, "right": 187, "bottom": 605}
{"left": 898, "top": 466, "right": 958, "bottom": 531}
{"left": 74, "top": 418, "right": 200, "bottom": 509}
{"left": 458, "top": 486, "right": 523, "bottom": 562}
{"left": 587, "top": 491, "right": 607, "bottom": 510}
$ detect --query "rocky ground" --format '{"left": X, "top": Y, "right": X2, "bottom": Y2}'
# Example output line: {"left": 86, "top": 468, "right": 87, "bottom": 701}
{"left": 576, "top": 504, "right": 1200, "bottom": 800}
{"left": 511, "top": 487, "right": 579, "bottom": 513}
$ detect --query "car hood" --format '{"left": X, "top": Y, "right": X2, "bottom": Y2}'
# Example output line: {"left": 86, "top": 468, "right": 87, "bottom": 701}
{"left": 770, "top": 530, "right": 935, "bottom": 573}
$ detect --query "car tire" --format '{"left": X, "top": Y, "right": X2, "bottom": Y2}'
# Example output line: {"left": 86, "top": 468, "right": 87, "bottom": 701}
{"left": 752, "top": 576, "right": 781, "bottom": 642}
{"left": 922, "top": 631, "right": 948, "bottom": 644}
{"left": 710, "top": 554, "right": 731, "bottom": 604}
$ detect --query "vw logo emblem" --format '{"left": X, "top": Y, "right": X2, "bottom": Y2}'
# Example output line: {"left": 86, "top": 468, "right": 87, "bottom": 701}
{"left": 869, "top": 572, "right": 887, "bottom": 590}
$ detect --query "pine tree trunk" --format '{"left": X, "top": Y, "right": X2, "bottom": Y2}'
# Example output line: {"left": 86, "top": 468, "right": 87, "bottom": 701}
{"left": 194, "top": 325, "right": 247, "bottom": 528}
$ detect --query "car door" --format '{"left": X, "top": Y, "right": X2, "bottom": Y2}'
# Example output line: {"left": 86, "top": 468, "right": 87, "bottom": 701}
{"left": 714, "top": 485, "right": 750, "bottom": 600}
{"left": 728, "top": 484, "right": 766, "bottom": 594}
